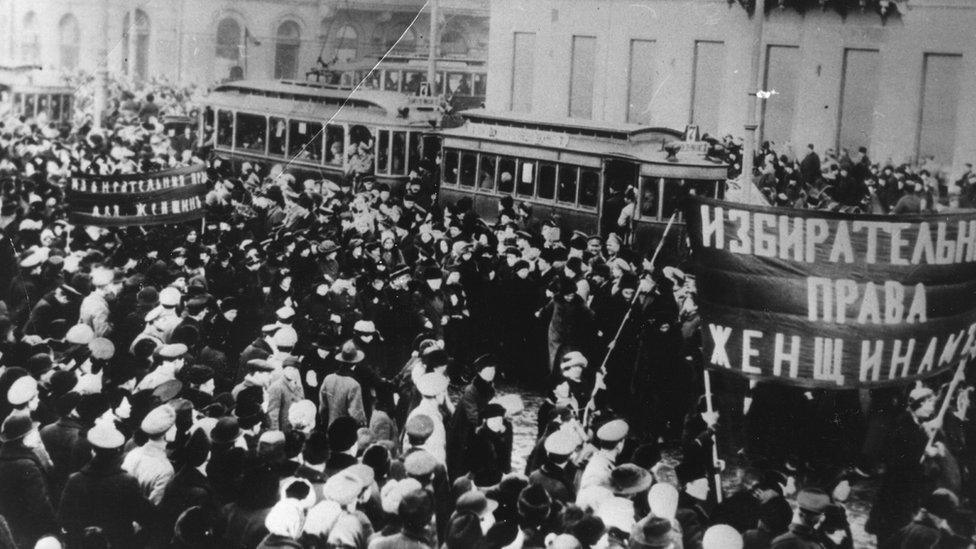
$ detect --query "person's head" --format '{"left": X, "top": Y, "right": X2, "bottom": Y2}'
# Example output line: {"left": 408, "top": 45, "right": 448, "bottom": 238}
{"left": 559, "top": 352, "right": 586, "bottom": 382}
{"left": 646, "top": 483, "right": 678, "bottom": 520}
{"left": 482, "top": 404, "right": 507, "bottom": 434}
{"left": 908, "top": 385, "right": 937, "bottom": 420}
{"left": 701, "top": 525, "right": 742, "bottom": 549}
{"left": 399, "top": 489, "right": 435, "bottom": 531}
{"left": 793, "top": 487, "right": 830, "bottom": 528}
{"left": 921, "top": 488, "right": 960, "bottom": 522}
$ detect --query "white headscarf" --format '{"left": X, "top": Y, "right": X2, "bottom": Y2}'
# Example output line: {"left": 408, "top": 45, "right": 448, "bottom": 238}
{"left": 265, "top": 500, "right": 304, "bottom": 539}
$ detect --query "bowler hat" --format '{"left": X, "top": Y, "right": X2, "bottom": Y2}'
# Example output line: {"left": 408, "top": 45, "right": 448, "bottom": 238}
{"left": 0, "top": 414, "right": 32, "bottom": 442}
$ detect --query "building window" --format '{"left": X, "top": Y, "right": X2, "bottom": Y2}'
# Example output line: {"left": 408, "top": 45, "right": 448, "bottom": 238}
{"left": 441, "top": 29, "right": 469, "bottom": 56}
{"left": 216, "top": 18, "right": 242, "bottom": 61}
{"left": 836, "top": 49, "right": 880, "bottom": 153}
{"left": 59, "top": 14, "right": 80, "bottom": 71}
{"left": 917, "top": 53, "right": 962, "bottom": 165}
{"left": 511, "top": 32, "right": 536, "bottom": 113}
{"left": 122, "top": 10, "right": 151, "bottom": 80}
{"left": 21, "top": 12, "right": 39, "bottom": 64}
{"left": 569, "top": 35, "right": 596, "bottom": 119}
{"left": 275, "top": 21, "right": 301, "bottom": 79}
{"left": 335, "top": 25, "right": 358, "bottom": 62}
{"left": 761, "top": 45, "right": 800, "bottom": 147}
{"left": 691, "top": 41, "right": 724, "bottom": 135}
{"left": 627, "top": 39, "right": 656, "bottom": 125}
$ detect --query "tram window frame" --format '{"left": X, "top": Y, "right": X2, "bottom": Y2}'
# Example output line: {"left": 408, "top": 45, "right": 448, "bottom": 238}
{"left": 12, "top": 94, "right": 21, "bottom": 112}
{"left": 479, "top": 154, "right": 497, "bottom": 191}
{"left": 688, "top": 178, "right": 723, "bottom": 200}
{"left": 473, "top": 73, "right": 487, "bottom": 97}
{"left": 497, "top": 156, "right": 517, "bottom": 194}
{"left": 459, "top": 151, "right": 478, "bottom": 188}
{"left": 436, "top": 72, "right": 446, "bottom": 95}
{"left": 578, "top": 168, "right": 600, "bottom": 210}
{"left": 268, "top": 116, "right": 288, "bottom": 157}
{"left": 660, "top": 178, "right": 687, "bottom": 221}
{"left": 62, "top": 95, "right": 72, "bottom": 122}
{"left": 50, "top": 95, "right": 62, "bottom": 122}
{"left": 325, "top": 124, "right": 345, "bottom": 166}
{"left": 392, "top": 131, "right": 407, "bottom": 175}
{"left": 216, "top": 109, "right": 234, "bottom": 149}
{"left": 408, "top": 132, "right": 422, "bottom": 172}
{"left": 443, "top": 149, "right": 459, "bottom": 186}
{"left": 517, "top": 160, "right": 535, "bottom": 197}
{"left": 38, "top": 95, "right": 50, "bottom": 118}
{"left": 537, "top": 162, "right": 557, "bottom": 200}
{"left": 384, "top": 70, "right": 402, "bottom": 92}
{"left": 236, "top": 112, "right": 268, "bottom": 154}
{"left": 557, "top": 164, "right": 579, "bottom": 204}
{"left": 403, "top": 71, "right": 424, "bottom": 94}
{"left": 288, "top": 119, "right": 323, "bottom": 162}
{"left": 377, "top": 130, "right": 390, "bottom": 174}
{"left": 638, "top": 176, "right": 661, "bottom": 220}
{"left": 24, "top": 95, "right": 37, "bottom": 118}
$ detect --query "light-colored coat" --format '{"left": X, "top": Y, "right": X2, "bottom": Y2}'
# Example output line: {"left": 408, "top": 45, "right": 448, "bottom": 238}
{"left": 121, "top": 440, "right": 174, "bottom": 506}
{"left": 320, "top": 372, "right": 367, "bottom": 427}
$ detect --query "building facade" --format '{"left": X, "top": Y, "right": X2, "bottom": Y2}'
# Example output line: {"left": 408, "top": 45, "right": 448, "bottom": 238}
{"left": 486, "top": 0, "right": 976, "bottom": 172}
{"left": 0, "top": 0, "right": 488, "bottom": 86}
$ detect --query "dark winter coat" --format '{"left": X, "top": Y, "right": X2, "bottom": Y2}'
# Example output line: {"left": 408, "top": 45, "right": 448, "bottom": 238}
{"left": 0, "top": 442, "right": 58, "bottom": 547}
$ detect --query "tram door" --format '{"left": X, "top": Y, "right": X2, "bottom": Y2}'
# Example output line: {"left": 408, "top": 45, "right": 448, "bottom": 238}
{"left": 600, "top": 159, "right": 639, "bottom": 238}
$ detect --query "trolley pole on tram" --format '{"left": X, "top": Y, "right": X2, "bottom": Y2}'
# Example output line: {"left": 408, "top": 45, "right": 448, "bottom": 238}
{"left": 94, "top": 0, "right": 110, "bottom": 128}
{"left": 427, "top": 0, "right": 438, "bottom": 95}
{"left": 740, "top": 0, "right": 765, "bottom": 198}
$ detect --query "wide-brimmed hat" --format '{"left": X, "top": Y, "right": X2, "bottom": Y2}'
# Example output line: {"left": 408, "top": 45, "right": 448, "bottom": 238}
{"left": 335, "top": 340, "right": 365, "bottom": 364}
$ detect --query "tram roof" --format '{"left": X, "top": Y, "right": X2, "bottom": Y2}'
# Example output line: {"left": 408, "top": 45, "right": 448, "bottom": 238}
{"left": 203, "top": 79, "right": 441, "bottom": 126}
{"left": 443, "top": 110, "right": 727, "bottom": 172}
{"left": 0, "top": 65, "right": 73, "bottom": 92}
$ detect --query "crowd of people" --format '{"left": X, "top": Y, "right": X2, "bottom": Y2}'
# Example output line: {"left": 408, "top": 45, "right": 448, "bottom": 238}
{"left": 0, "top": 75, "right": 971, "bottom": 549}
{"left": 706, "top": 134, "right": 976, "bottom": 215}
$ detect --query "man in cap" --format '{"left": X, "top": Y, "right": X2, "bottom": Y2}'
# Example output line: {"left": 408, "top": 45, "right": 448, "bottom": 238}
{"left": 23, "top": 283, "right": 81, "bottom": 339}
{"left": 79, "top": 267, "right": 115, "bottom": 337}
{"left": 325, "top": 417, "right": 362, "bottom": 477}
{"left": 180, "top": 364, "right": 216, "bottom": 409}
{"left": 447, "top": 353, "right": 497, "bottom": 478}
{"left": 321, "top": 341, "right": 368, "bottom": 427}
{"left": 368, "top": 489, "right": 435, "bottom": 549}
{"left": 770, "top": 487, "right": 830, "bottom": 549}
{"left": 675, "top": 459, "right": 713, "bottom": 549}
{"left": 0, "top": 413, "right": 58, "bottom": 547}
{"left": 153, "top": 286, "right": 184, "bottom": 343}
{"left": 123, "top": 404, "right": 177, "bottom": 505}
{"left": 580, "top": 418, "right": 629, "bottom": 490}
{"left": 528, "top": 429, "right": 579, "bottom": 504}
{"left": 136, "top": 343, "right": 188, "bottom": 392}
{"left": 406, "top": 372, "right": 450, "bottom": 464}
{"left": 232, "top": 359, "right": 276, "bottom": 401}
{"left": 237, "top": 324, "right": 277, "bottom": 384}
{"left": 61, "top": 421, "right": 153, "bottom": 548}
{"left": 322, "top": 467, "right": 375, "bottom": 548}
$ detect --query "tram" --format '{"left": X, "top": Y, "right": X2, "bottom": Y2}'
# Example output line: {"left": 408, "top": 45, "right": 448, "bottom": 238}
{"left": 0, "top": 65, "right": 75, "bottom": 125}
{"left": 198, "top": 79, "right": 442, "bottom": 187}
{"left": 437, "top": 109, "right": 727, "bottom": 256}
{"left": 306, "top": 55, "right": 487, "bottom": 111}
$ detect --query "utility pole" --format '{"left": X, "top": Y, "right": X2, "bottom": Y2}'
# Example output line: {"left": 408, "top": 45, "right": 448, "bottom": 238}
{"left": 94, "top": 0, "right": 109, "bottom": 128}
{"left": 427, "top": 0, "right": 438, "bottom": 95}
{"left": 740, "top": 0, "right": 765, "bottom": 197}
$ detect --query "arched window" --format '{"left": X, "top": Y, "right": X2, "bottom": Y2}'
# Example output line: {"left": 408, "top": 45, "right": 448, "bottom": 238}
{"left": 21, "top": 12, "right": 39, "bottom": 64}
{"left": 386, "top": 25, "right": 417, "bottom": 52}
{"left": 216, "top": 18, "right": 242, "bottom": 61}
{"left": 59, "top": 14, "right": 80, "bottom": 70}
{"left": 335, "top": 24, "right": 358, "bottom": 62}
{"left": 122, "top": 9, "right": 151, "bottom": 80}
{"left": 274, "top": 20, "right": 301, "bottom": 79}
{"left": 440, "top": 28, "right": 468, "bottom": 56}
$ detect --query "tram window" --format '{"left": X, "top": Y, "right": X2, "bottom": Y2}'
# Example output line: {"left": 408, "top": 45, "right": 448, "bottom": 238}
{"left": 661, "top": 179, "right": 687, "bottom": 220}
{"left": 25, "top": 95, "right": 37, "bottom": 118}
{"left": 443, "top": 149, "right": 459, "bottom": 185}
{"left": 579, "top": 169, "right": 600, "bottom": 209}
{"left": 377, "top": 130, "right": 390, "bottom": 174}
{"left": 391, "top": 132, "right": 407, "bottom": 175}
{"left": 269, "top": 117, "right": 287, "bottom": 156}
{"left": 50, "top": 95, "right": 62, "bottom": 122}
{"left": 459, "top": 152, "right": 477, "bottom": 187}
{"left": 403, "top": 71, "right": 424, "bottom": 94}
{"left": 517, "top": 161, "right": 535, "bottom": 197}
{"left": 479, "top": 155, "right": 497, "bottom": 190}
{"left": 557, "top": 165, "right": 578, "bottom": 203}
{"left": 216, "top": 110, "right": 234, "bottom": 148}
{"left": 325, "top": 125, "right": 345, "bottom": 166}
{"left": 689, "top": 179, "right": 721, "bottom": 199}
{"left": 288, "top": 120, "right": 322, "bottom": 161}
{"left": 436, "top": 72, "right": 446, "bottom": 95}
{"left": 537, "top": 162, "right": 556, "bottom": 200}
{"left": 12, "top": 94, "right": 21, "bottom": 110}
{"left": 408, "top": 132, "right": 422, "bottom": 171}
{"left": 384, "top": 71, "right": 402, "bottom": 92}
{"left": 348, "top": 125, "right": 375, "bottom": 175}
{"left": 63, "top": 96, "right": 72, "bottom": 121}
{"left": 237, "top": 113, "right": 267, "bottom": 153}
{"left": 639, "top": 176, "right": 660, "bottom": 219}
{"left": 498, "top": 157, "right": 517, "bottom": 194}
{"left": 38, "top": 96, "right": 50, "bottom": 118}
{"left": 473, "top": 73, "right": 487, "bottom": 97}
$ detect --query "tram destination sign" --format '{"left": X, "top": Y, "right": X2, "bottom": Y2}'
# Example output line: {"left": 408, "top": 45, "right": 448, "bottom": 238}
{"left": 67, "top": 164, "right": 208, "bottom": 227}
{"left": 686, "top": 196, "right": 976, "bottom": 389}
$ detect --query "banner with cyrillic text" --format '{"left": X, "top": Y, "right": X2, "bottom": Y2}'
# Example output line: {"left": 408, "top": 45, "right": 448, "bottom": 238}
{"left": 686, "top": 196, "right": 976, "bottom": 389}
{"left": 67, "top": 164, "right": 208, "bottom": 227}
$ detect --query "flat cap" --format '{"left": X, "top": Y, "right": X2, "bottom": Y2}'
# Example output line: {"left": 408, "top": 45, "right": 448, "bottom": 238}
{"left": 87, "top": 421, "right": 126, "bottom": 449}
{"left": 415, "top": 372, "right": 449, "bottom": 397}
{"left": 595, "top": 419, "right": 629, "bottom": 443}
{"left": 544, "top": 430, "right": 578, "bottom": 457}
{"left": 405, "top": 414, "right": 435, "bottom": 439}
{"left": 404, "top": 450, "right": 438, "bottom": 477}
{"left": 65, "top": 324, "right": 95, "bottom": 345}
{"left": 796, "top": 487, "right": 830, "bottom": 514}
{"left": 159, "top": 287, "right": 182, "bottom": 307}
{"left": 88, "top": 337, "right": 115, "bottom": 360}
{"left": 158, "top": 343, "right": 188, "bottom": 359}
{"left": 7, "top": 376, "right": 38, "bottom": 406}
{"left": 141, "top": 404, "right": 177, "bottom": 435}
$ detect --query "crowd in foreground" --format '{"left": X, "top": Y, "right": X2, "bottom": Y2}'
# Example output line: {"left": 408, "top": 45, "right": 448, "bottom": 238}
{"left": 0, "top": 76, "right": 971, "bottom": 549}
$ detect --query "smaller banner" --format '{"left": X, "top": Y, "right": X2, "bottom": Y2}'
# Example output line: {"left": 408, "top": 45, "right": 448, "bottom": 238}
{"left": 67, "top": 164, "right": 208, "bottom": 227}
{"left": 686, "top": 196, "right": 976, "bottom": 389}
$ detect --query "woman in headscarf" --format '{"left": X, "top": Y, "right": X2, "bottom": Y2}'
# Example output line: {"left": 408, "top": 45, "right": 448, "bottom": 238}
{"left": 256, "top": 499, "right": 305, "bottom": 549}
